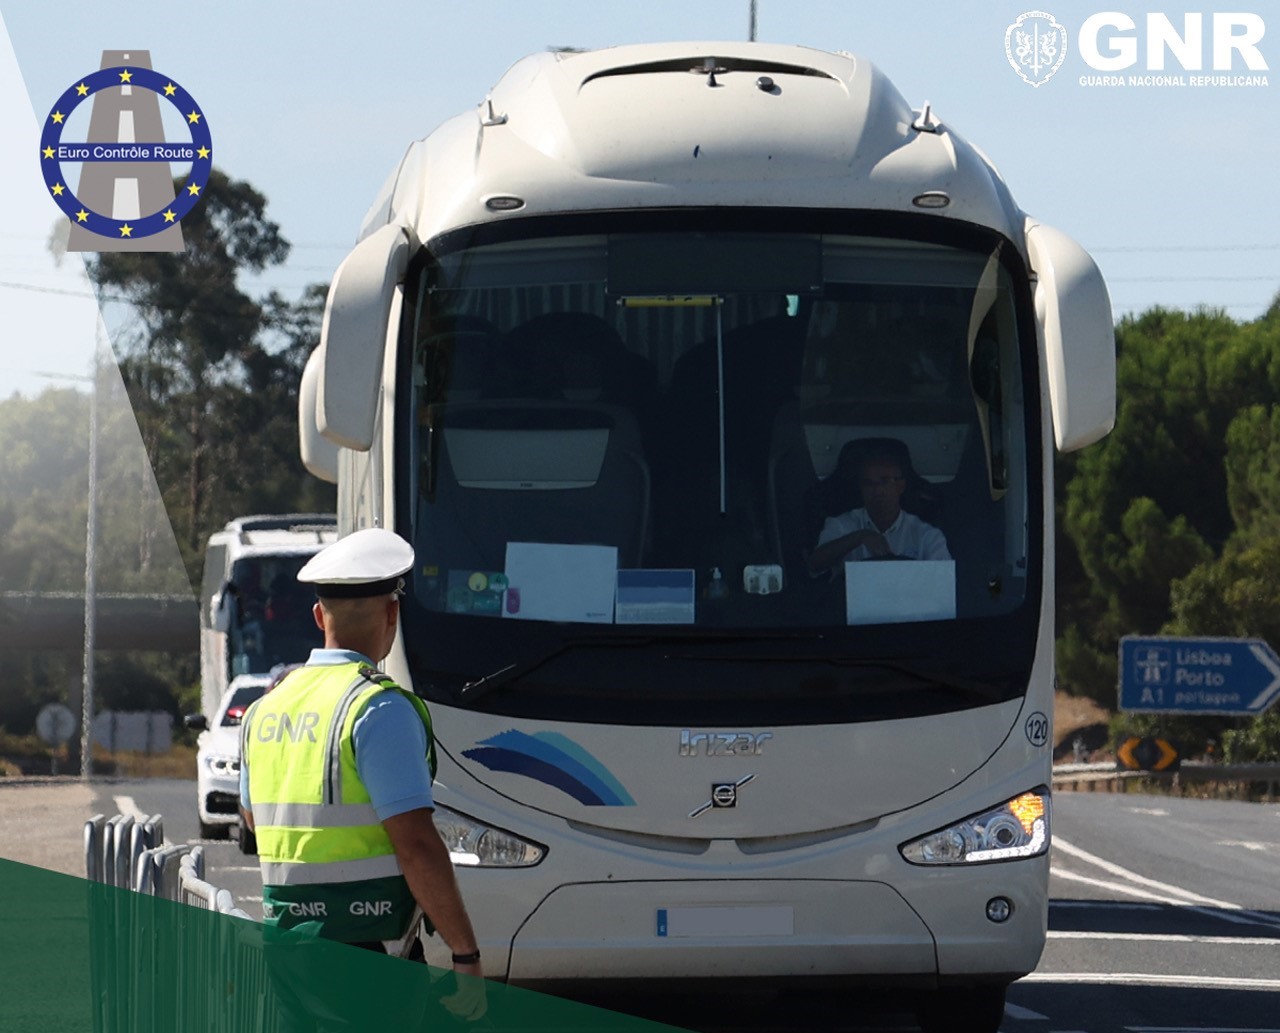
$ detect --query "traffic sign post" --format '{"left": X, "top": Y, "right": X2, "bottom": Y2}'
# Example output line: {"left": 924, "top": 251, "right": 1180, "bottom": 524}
{"left": 36, "top": 702, "right": 76, "bottom": 776}
{"left": 1119, "top": 636, "right": 1280, "bottom": 715}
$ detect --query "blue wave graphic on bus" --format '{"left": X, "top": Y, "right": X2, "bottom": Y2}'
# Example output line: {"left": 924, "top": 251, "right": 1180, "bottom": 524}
{"left": 462, "top": 729, "right": 635, "bottom": 806}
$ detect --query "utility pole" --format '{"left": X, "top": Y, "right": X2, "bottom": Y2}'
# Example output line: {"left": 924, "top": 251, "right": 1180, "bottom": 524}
{"left": 80, "top": 337, "right": 100, "bottom": 780}
{"left": 31, "top": 353, "right": 101, "bottom": 779}
{"left": 749, "top": 0, "right": 758, "bottom": 41}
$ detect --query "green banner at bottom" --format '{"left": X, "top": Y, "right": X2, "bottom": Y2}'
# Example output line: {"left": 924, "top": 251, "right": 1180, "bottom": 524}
{"left": 0, "top": 857, "right": 690, "bottom": 1033}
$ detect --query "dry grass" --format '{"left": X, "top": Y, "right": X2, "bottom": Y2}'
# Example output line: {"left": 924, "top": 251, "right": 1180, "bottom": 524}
{"left": 0, "top": 732, "right": 197, "bottom": 780}
{"left": 1053, "top": 691, "right": 1114, "bottom": 762}
{"left": 98, "top": 743, "right": 197, "bottom": 779}
{"left": 1054, "top": 692, "right": 1111, "bottom": 744}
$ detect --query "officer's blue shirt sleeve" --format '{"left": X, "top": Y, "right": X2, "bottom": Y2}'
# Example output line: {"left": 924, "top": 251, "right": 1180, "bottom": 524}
{"left": 352, "top": 691, "right": 435, "bottom": 820}
{"left": 239, "top": 703, "right": 253, "bottom": 810}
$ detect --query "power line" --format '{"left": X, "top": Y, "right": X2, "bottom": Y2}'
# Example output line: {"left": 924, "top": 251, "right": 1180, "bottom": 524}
{"left": 1106, "top": 275, "right": 1280, "bottom": 283}
{"left": 1091, "top": 244, "right": 1280, "bottom": 254}
{"left": 0, "top": 279, "right": 96, "bottom": 299}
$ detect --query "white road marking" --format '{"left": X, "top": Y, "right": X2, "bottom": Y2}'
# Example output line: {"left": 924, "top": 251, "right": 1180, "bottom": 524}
{"left": 1051, "top": 866, "right": 1280, "bottom": 930}
{"left": 1051, "top": 866, "right": 1201, "bottom": 907}
{"left": 1051, "top": 899, "right": 1162, "bottom": 911}
{"left": 1054, "top": 837, "right": 1243, "bottom": 909}
{"left": 1049, "top": 930, "right": 1280, "bottom": 946}
{"left": 117, "top": 110, "right": 135, "bottom": 143}
{"left": 1022, "top": 972, "right": 1280, "bottom": 990}
{"left": 113, "top": 795, "right": 147, "bottom": 822}
{"left": 112, "top": 177, "right": 141, "bottom": 220}
{"left": 1053, "top": 835, "right": 1280, "bottom": 931}
{"left": 1217, "top": 840, "right": 1274, "bottom": 852}
{"left": 241, "top": 895, "right": 263, "bottom": 903}
{"left": 1004, "top": 1001, "right": 1050, "bottom": 1019}
{"left": 221, "top": 865, "right": 259, "bottom": 873}
{"left": 120, "top": 85, "right": 131, "bottom": 96}
{"left": 1126, "top": 807, "right": 1169, "bottom": 816}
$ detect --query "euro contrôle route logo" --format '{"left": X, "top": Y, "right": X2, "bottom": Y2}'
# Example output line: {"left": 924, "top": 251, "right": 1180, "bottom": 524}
{"left": 40, "top": 64, "right": 213, "bottom": 241}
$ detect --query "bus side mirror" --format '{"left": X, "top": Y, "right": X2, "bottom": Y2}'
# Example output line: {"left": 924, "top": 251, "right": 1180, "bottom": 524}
{"left": 300, "top": 348, "right": 339, "bottom": 483}
{"left": 1025, "top": 220, "right": 1116, "bottom": 453}
{"left": 316, "top": 223, "right": 411, "bottom": 451}
{"left": 212, "top": 581, "right": 238, "bottom": 632}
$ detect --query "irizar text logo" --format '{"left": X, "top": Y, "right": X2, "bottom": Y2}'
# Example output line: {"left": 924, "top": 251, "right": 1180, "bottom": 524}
{"left": 1006, "top": 11, "right": 1069, "bottom": 86}
{"left": 1007, "top": 10, "right": 1270, "bottom": 88}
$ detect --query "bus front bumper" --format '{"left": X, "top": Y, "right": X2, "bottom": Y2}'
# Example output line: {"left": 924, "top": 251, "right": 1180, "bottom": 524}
{"left": 450, "top": 862, "right": 1047, "bottom": 984}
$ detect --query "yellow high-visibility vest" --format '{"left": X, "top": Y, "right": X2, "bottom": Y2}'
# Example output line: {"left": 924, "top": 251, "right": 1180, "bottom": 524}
{"left": 243, "top": 661, "right": 436, "bottom": 941}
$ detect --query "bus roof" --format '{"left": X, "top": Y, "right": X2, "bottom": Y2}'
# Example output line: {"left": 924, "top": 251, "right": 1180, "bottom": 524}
{"left": 209, "top": 514, "right": 338, "bottom": 553}
{"left": 361, "top": 42, "right": 1025, "bottom": 248}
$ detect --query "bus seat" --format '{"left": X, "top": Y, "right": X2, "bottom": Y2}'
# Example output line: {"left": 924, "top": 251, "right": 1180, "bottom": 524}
{"left": 418, "top": 313, "right": 502, "bottom": 404}
{"left": 493, "top": 312, "right": 656, "bottom": 411}
{"left": 423, "top": 401, "right": 650, "bottom": 576}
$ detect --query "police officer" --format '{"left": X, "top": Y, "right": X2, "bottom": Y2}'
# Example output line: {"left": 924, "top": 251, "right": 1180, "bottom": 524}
{"left": 239, "top": 527, "right": 484, "bottom": 1024}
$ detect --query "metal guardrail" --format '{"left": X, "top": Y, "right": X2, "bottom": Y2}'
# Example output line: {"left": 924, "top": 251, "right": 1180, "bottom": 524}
{"left": 1052, "top": 760, "right": 1280, "bottom": 799}
{"left": 83, "top": 811, "right": 165, "bottom": 890}
{"left": 83, "top": 813, "right": 270, "bottom": 1033}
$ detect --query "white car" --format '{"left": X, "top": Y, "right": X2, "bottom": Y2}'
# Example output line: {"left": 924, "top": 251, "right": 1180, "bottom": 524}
{"left": 187, "top": 675, "right": 269, "bottom": 842}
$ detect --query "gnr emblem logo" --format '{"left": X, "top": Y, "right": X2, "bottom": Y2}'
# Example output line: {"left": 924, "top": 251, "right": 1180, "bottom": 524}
{"left": 1006, "top": 11, "right": 1069, "bottom": 86}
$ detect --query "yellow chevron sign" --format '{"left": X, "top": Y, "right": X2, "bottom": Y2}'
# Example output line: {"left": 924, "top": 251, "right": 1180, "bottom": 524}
{"left": 1116, "top": 735, "right": 1180, "bottom": 772}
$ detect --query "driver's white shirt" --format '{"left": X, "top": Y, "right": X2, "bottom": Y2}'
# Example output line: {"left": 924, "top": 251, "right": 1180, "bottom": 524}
{"left": 817, "top": 508, "right": 951, "bottom": 562}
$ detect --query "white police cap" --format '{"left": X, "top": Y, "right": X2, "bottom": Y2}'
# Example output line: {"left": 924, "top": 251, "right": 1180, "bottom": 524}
{"left": 296, "top": 528, "right": 414, "bottom": 599}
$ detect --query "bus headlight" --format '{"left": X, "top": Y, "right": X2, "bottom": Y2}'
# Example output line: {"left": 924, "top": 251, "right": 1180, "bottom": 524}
{"left": 899, "top": 790, "right": 1049, "bottom": 865}
{"left": 433, "top": 804, "right": 546, "bottom": 868}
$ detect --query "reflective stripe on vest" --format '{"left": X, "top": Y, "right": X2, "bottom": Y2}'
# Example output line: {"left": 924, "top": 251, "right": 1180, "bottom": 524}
{"left": 261, "top": 854, "right": 403, "bottom": 886}
{"left": 249, "top": 801, "right": 379, "bottom": 829}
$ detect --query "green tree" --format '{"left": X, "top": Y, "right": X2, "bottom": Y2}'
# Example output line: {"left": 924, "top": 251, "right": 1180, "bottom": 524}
{"left": 1057, "top": 307, "right": 1280, "bottom": 707}
{"left": 1163, "top": 539, "right": 1280, "bottom": 761}
{"left": 88, "top": 168, "right": 295, "bottom": 580}
{"left": 200, "top": 284, "right": 334, "bottom": 518}
{"left": 1224, "top": 404, "right": 1280, "bottom": 546}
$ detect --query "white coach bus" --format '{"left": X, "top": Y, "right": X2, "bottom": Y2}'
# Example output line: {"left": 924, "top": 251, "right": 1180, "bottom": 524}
{"left": 198, "top": 514, "right": 337, "bottom": 722}
{"left": 299, "top": 43, "right": 1114, "bottom": 1031}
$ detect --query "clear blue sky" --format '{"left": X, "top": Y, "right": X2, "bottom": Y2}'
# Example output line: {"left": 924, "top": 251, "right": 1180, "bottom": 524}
{"left": 2, "top": 0, "right": 1278, "bottom": 398}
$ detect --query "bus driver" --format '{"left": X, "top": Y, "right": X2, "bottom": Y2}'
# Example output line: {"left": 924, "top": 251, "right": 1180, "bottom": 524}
{"left": 807, "top": 449, "right": 951, "bottom": 574}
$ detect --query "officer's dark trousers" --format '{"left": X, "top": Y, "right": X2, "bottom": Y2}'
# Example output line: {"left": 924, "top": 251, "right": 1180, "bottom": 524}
{"left": 265, "top": 931, "right": 432, "bottom": 1032}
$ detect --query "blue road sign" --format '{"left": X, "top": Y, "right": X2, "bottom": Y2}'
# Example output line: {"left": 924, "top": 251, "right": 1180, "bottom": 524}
{"left": 1119, "top": 636, "right": 1280, "bottom": 714}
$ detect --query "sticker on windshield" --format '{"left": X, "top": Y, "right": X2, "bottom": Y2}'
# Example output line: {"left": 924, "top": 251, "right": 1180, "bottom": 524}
{"left": 616, "top": 569, "right": 695, "bottom": 624}
{"left": 446, "top": 570, "right": 505, "bottom": 616}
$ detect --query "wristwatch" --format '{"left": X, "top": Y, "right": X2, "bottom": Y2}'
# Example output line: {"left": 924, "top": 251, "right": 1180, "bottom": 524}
{"left": 451, "top": 949, "right": 481, "bottom": 964}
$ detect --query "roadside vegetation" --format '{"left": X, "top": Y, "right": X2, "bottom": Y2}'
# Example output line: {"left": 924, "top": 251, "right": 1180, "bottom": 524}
{"left": 1057, "top": 300, "right": 1280, "bottom": 763}
{"left": 0, "top": 169, "right": 334, "bottom": 760}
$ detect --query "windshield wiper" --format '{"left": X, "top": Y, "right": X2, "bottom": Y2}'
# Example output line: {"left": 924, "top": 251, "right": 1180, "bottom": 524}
{"left": 457, "top": 630, "right": 819, "bottom": 706}
{"left": 828, "top": 657, "right": 1015, "bottom": 703}
{"left": 670, "top": 653, "right": 1015, "bottom": 704}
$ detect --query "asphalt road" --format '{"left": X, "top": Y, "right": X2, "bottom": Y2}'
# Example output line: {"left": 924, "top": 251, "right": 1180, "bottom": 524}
{"left": 50, "top": 780, "right": 1280, "bottom": 1031}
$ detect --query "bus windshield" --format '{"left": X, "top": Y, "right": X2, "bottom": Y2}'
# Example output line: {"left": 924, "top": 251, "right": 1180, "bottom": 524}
{"left": 224, "top": 555, "right": 322, "bottom": 677}
{"left": 399, "top": 217, "right": 1041, "bottom": 723}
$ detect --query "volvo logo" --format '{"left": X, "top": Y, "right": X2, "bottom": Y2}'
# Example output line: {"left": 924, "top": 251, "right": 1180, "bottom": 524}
{"left": 689, "top": 774, "right": 755, "bottom": 818}
{"left": 679, "top": 730, "right": 773, "bottom": 757}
